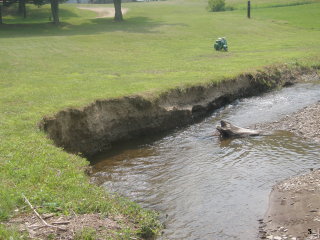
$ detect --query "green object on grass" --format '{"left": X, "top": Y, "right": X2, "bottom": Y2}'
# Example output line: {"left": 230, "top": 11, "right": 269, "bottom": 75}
{"left": 214, "top": 37, "right": 228, "bottom": 51}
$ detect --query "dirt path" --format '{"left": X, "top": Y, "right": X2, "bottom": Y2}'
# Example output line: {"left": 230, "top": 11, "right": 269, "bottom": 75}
{"left": 259, "top": 102, "right": 320, "bottom": 240}
{"left": 77, "top": 6, "right": 128, "bottom": 18}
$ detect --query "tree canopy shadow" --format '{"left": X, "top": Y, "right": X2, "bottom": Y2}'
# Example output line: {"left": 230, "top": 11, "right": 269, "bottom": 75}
{"left": 0, "top": 16, "right": 164, "bottom": 38}
{"left": 2, "top": 6, "right": 79, "bottom": 19}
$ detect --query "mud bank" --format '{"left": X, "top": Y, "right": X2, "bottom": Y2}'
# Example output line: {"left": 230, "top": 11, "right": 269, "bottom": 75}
{"left": 260, "top": 102, "right": 320, "bottom": 240}
{"left": 39, "top": 66, "right": 317, "bottom": 157}
{"left": 263, "top": 170, "right": 320, "bottom": 240}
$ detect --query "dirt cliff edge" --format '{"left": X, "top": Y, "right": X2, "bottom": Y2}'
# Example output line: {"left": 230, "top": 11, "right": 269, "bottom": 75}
{"left": 39, "top": 66, "right": 317, "bottom": 157}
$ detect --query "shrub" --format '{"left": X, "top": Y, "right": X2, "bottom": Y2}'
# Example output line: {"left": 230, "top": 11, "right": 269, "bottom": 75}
{"left": 207, "top": 0, "right": 226, "bottom": 12}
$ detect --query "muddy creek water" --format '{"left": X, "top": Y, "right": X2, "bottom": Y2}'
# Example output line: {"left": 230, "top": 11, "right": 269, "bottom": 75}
{"left": 91, "top": 83, "right": 320, "bottom": 240}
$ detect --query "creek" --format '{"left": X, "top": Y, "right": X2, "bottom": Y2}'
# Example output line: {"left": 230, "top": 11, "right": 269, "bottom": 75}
{"left": 91, "top": 83, "right": 320, "bottom": 240}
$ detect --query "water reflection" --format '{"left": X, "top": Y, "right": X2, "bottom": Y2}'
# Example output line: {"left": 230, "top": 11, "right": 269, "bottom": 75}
{"left": 91, "top": 83, "right": 320, "bottom": 240}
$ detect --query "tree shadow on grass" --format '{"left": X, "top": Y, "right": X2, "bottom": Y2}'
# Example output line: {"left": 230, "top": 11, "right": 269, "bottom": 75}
{"left": 2, "top": 6, "right": 79, "bottom": 21}
{"left": 27, "top": 7, "right": 80, "bottom": 19}
{"left": 0, "top": 16, "right": 165, "bottom": 38}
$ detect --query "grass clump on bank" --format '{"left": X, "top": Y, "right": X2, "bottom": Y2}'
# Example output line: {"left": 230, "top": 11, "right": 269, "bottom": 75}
{"left": 0, "top": 0, "right": 320, "bottom": 238}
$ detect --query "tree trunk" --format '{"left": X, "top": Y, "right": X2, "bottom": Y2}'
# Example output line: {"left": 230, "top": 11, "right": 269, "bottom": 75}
{"left": 18, "top": 0, "right": 27, "bottom": 18}
{"left": 113, "top": 0, "right": 123, "bottom": 21}
{"left": 50, "top": 0, "right": 59, "bottom": 24}
{"left": 0, "top": 5, "right": 2, "bottom": 24}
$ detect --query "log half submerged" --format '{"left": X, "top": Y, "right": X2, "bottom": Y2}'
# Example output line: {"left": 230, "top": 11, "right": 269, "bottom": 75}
{"left": 216, "top": 120, "right": 261, "bottom": 138}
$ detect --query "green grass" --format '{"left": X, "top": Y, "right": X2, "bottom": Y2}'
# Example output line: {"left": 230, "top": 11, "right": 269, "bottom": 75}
{"left": 253, "top": 3, "right": 320, "bottom": 29}
{"left": 0, "top": 0, "right": 320, "bottom": 238}
{"left": 226, "top": 0, "right": 320, "bottom": 9}
{"left": 0, "top": 224, "right": 29, "bottom": 239}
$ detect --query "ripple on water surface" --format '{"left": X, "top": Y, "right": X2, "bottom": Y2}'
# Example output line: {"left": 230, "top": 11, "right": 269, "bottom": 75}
{"left": 92, "top": 83, "right": 320, "bottom": 240}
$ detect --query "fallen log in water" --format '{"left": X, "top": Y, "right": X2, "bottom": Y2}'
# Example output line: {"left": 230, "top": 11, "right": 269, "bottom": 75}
{"left": 216, "top": 120, "right": 261, "bottom": 138}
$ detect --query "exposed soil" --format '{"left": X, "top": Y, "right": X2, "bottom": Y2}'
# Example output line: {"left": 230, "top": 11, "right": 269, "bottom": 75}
{"left": 39, "top": 65, "right": 317, "bottom": 157}
{"left": 37, "top": 66, "right": 319, "bottom": 239}
{"left": 77, "top": 7, "right": 128, "bottom": 18}
{"left": 259, "top": 102, "right": 320, "bottom": 240}
{"left": 6, "top": 212, "right": 125, "bottom": 240}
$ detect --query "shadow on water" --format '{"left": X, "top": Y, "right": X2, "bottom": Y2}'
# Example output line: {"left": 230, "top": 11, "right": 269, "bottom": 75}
{"left": 91, "top": 129, "right": 174, "bottom": 166}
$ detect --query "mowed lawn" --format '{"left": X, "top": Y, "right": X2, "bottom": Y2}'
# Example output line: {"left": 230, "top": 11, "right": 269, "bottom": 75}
{"left": 0, "top": 0, "right": 320, "bottom": 237}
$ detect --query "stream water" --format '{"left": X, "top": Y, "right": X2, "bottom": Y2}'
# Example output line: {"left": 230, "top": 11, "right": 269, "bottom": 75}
{"left": 91, "top": 83, "right": 320, "bottom": 240}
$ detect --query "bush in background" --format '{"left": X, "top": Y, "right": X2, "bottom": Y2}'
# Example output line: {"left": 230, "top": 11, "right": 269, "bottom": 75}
{"left": 207, "top": 0, "right": 226, "bottom": 12}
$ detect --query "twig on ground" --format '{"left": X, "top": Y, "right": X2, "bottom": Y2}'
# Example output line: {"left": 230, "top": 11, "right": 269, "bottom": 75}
{"left": 22, "top": 193, "right": 67, "bottom": 231}
{"left": 42, "top": 213, "right": 55, "bottom": 219}
{"left": 71, "top": 209, "right": 78, "bottom": 217}
{"left": 52, "top": 221, "right": 70, "bottom": 225}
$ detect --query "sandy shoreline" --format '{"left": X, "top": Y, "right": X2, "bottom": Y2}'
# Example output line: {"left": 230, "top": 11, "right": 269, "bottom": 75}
{"left": 260, "top": 102, "right": 320, "bottom": 240}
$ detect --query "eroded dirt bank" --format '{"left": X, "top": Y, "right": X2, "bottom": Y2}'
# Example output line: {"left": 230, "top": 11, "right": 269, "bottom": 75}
{"left": 39, "top": 66, "right": 317, "bottom": 157}
{"left": 260, "top": 102, "right": 320, "bottom": 240}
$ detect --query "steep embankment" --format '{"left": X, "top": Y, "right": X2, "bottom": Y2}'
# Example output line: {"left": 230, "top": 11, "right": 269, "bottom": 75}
{"left": 39, "top": 66, "right": 317, "bottom": 157}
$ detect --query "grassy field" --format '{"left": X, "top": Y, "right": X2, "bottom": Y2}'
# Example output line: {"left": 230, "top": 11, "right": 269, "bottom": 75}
{"left": 1, "top": 0, "right": 320, "bottom": 238}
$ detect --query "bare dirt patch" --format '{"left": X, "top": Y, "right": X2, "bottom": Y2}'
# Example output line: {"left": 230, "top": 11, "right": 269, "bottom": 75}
{"left": 262, "top": 170, "right": 320, "bottom": 240}
{"left": 6, "top": 212, "right": 123, "bottom": 239}
{"left": 77, "top": 7, "right": 128, "bottom": 18}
